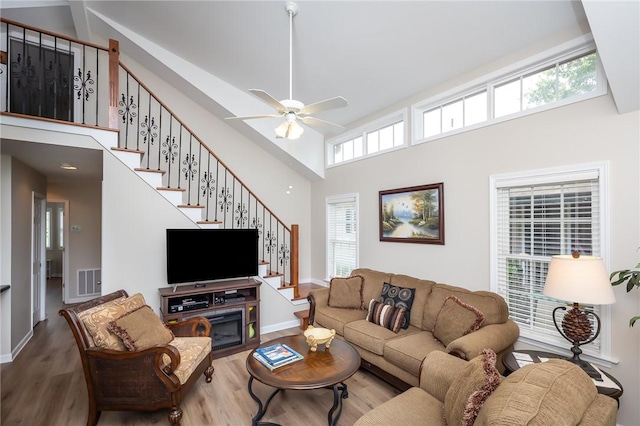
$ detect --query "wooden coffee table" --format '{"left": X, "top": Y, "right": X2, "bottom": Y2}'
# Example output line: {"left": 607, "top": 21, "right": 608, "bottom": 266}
{"left": 246, "top": 334, "right": 361, "bottom": 426}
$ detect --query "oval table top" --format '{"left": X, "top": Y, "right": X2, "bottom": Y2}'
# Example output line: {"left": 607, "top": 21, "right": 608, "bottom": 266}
{"left": 246, "top": 334, "right": 361, "bottom": 391}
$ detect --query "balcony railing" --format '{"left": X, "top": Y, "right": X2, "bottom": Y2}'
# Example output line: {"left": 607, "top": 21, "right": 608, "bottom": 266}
{"left": 0, "top": 17, "right": 299, "bottom": 296}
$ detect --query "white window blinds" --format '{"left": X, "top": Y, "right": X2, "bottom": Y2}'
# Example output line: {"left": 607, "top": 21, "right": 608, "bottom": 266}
{"left": 493, "top": 166, "right": 606, "bottom": 354}
{"left": 327, "top": 194, "right": 358, "bottom": 279}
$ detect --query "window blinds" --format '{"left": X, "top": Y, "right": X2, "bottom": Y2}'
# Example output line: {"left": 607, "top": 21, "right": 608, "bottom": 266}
{"left": 327, "top": 195, "right": 358, "bottom": 278}
{"left": 496, "top": 177, "right": 602, "bottom": 351}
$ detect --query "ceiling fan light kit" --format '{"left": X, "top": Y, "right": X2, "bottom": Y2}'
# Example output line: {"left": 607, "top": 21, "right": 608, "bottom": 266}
{"left": 225, "top": 1, "right": 348, "bottom": 140}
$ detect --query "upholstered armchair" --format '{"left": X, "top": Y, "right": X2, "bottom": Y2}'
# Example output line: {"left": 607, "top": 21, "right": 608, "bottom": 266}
{"left": 59, "top": 289, "right": 214, "bottom": 426}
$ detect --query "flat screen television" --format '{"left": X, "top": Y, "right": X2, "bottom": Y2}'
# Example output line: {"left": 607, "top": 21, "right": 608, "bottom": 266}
{"left": 166, "top": 228, "right": 259, "bottom": 285}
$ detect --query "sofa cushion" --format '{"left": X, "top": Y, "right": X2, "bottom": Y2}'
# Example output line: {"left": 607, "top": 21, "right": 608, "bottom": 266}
{"left": 379, "top": 282, "right": 415, "bottom": 329}
{"left": 366, "top": 299, "right": 406, "bottom": 333}
{"left": 353, "top": 387, "right": 446, "bottom": 426}
{"left": 344, "top": 320, "right": 420, "bottom": 356}
{"left": 328, "top": 275, "right": 365, "bottom": 309}
{"left": 444, "top": 349, "right": 501, "bottom": 426}
{"left": 108, "top": 305, "right": 175, "bottom": 351}
{"left": 383, "top": 331, "right": 446, "bottom": 376}
{"left": 168, "top": 336, "right": 212, "bottom": 384}
{"left": 82, "top": 293, "right": 146, "bottom": 350}
{"left": 423, "top": 284, "right": 509, "bottom": 331}
{"left": 432, "top": 295, "right": 485, "bottom": 346}
{"left": 351, "top": 268, "right": 393, "bottom": 306}
{"left": 476, "top": 359, "right": 599, "bottom": 425}
{"left": 314, "top": 305, "right": 369, "bottom": 336}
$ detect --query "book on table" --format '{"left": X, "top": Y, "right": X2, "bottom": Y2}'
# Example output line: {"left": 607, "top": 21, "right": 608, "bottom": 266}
{"left": 253, "top": 343, "right": 304, "bottom": 370}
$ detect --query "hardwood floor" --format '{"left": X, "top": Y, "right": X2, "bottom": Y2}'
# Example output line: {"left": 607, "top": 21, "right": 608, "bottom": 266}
{"left": 1, "top": 280, "right": 401, "bottom": 425}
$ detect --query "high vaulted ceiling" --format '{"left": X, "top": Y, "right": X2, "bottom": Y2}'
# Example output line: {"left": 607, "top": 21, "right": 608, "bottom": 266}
{"left": 1, "top": 1, "right": 638, "bottom": 180}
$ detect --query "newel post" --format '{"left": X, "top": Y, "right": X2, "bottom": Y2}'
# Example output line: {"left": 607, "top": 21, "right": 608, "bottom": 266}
{"left": 291, "top": 224, "right": 299, "bottom": 298}
{"left": 108, "top": 39, "right": 120, "bottom": 130}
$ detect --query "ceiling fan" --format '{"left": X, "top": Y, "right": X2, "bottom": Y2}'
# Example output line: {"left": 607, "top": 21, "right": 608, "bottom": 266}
{"left": 225, "top": 1, "right": 348, "bottom": 139}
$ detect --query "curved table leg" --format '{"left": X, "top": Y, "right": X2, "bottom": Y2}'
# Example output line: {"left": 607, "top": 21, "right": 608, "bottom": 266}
{"left": 248, "top": 376, "right": 282, "bottom": 426}
{"left": 327, "top": 382, "right": 349, "bottom": 426}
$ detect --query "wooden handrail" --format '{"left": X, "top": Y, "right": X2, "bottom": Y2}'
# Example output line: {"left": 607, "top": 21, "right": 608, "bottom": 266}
{"left": 1, "top": 18, "right": 108, "bottom": 52}
{"left": 118, "top": 61, "right": 291, "bottom": 233}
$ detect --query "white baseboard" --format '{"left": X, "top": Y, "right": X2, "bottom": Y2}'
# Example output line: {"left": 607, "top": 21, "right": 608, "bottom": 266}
{"left": 2, "top": 328, "right": 33, "bottom": 364}
{"left": 260, "top": 319, "right": 299, "bottom": 335}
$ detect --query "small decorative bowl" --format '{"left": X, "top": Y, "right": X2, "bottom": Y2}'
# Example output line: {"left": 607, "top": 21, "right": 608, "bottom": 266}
{"left": 303, "top": 325, "right": 336, "bottom": 352}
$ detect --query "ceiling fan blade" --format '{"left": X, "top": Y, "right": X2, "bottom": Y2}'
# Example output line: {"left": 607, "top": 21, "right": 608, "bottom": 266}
{"left": 249, "top": 89, "right": 287, "bottom": 114}
{"left": 299, "top": 96, "right": 348, "bottom": 116}
{"left": 300, "top": 115, "right": 345, "bottom": 131}
{"left": 225, "top": 114, "right": 282, "bottom": 121}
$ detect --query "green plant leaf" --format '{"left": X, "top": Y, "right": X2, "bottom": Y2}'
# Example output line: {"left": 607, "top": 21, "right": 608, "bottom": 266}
{"left": 611, "top": 270, "right": 631, "bottom": 286}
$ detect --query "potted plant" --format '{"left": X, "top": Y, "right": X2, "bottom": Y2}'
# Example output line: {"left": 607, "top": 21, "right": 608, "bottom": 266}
{"left": 611, "top": 261, "right": 640, "bottom": 327}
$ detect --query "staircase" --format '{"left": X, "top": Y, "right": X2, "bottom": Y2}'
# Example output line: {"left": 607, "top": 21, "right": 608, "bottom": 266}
{"left": 0, "top": 18, "right": 301, "bottom": 304}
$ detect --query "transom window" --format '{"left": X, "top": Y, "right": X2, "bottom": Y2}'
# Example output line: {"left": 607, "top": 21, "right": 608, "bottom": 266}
{"left": 328, "top": 111, "right": 405, "bottom": 167}
{"left": 413, "top": 40, "right": 605, "bottom": 145}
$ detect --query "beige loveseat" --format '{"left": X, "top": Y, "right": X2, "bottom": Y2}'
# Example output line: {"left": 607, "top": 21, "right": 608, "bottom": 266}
{"left": 354, "top": 351, "right": 617, "bottom": 425}
{"left": 307, "top": 268, "right": 520, "bottom": 389}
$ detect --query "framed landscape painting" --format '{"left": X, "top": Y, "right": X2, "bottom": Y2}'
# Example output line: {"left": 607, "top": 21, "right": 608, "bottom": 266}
{"left": 379, "top": 183, "right": 444, "bottom": 245}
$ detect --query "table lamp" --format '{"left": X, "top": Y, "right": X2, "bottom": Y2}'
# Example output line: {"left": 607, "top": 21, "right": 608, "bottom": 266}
{"left": 543, "top": 252, "right": 616, "bottom": 373}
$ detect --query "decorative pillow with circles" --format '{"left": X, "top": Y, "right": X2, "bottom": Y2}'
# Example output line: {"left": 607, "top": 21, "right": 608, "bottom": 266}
{"left": 379, "top": 282, "right": 415, "bottom": 329}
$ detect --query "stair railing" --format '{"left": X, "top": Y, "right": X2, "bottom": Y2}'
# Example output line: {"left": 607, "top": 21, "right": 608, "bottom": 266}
{"left": 0, "top": 18, "right": 299, "bottom": 295}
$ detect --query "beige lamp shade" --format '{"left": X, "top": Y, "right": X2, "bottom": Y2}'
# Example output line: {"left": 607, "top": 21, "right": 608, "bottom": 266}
{"left": 543, "top": 255, "right": 616, "bottom": 305}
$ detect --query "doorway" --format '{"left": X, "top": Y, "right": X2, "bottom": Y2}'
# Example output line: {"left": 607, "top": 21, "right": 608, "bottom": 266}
{"left": 45, "top": 200, "right": 68, "bottom": 304}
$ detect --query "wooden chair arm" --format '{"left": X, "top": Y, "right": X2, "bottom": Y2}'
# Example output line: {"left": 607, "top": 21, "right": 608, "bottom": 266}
{"left": 167, "top": 317, "right": 211, "bottom": 337}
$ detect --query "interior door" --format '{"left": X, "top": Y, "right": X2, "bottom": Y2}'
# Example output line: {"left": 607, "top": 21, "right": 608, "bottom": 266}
{"left": 32, "top": 193, "right": 46, "bottom": 324}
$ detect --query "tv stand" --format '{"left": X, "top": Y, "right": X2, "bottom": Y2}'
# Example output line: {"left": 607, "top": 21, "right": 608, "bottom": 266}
{"left": 159, "top": 278, "right": 261, "bottom": 359}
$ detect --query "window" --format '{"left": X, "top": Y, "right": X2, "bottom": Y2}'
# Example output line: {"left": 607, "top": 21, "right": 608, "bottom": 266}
{"left": 326, "top": 194, "right": 358, "bottom": 279}
{"left": 327, "top": 111, "right": 406, "bottom": 167}
{"left": 494, "top": 52, "right": 598, "bottom": 118}
{"left": 423, "top": 90, "right": 487, "bottom": 138}
{"left": 413, "top": 39, "right": 605, "bottom": 144}
{"left": 45, "top": 208, "right": 52, "bottom": 249}
{"left": 57, "top": 206, "right": 64, "bottom": 248}
{"left": 490, "top": 163, "right": 610, "bottom": 359}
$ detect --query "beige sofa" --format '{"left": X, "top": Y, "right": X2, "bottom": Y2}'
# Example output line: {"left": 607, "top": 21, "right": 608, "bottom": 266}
{"left": 307, "top": 268, "right": 520, "bottom": 389}
{"left": 354, "top": 351, "right": 617, "bottom": 425}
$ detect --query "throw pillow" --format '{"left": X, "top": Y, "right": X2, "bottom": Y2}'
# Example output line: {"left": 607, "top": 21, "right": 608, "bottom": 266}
{"left": 379, "top": 282, "right": 415, "bottom": 329}
{"left": 444, "top": 349, "right": 501, "bottom": 426}
{"left": 327, "top": 275, "right": 365, "bottom": 309}
{"left": 108, "top": 305, "right": 174, "bottom": 351}
{"left": 82, "top": 293, "right": 146, "bottom": 350}
{"left": 366, "top": 299, "right": 406, "bottom": 333}
{"left": 432, "top": 295, "right": 484, "bottom": 346}
{"left": 462, "top": 349, "right": 502, "bottom": 426}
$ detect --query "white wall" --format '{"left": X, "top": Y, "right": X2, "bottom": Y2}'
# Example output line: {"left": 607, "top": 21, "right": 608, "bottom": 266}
{"left": 0, "top": 157, "right": 47, "bottom": 361}
{"left": 0, "top": 153, "right": 12, "bottom": 361}
{"left": 311, "top": 94, "right": 640, "bottom": 425}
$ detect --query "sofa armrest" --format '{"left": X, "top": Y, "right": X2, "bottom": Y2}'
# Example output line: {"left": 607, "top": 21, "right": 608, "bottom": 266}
{"left": 445, "top": 320, "right": 520, "bottom": 361}
{"left": 307, "top": 287, "right": 330, "bottom": 325}
{"left": 167, "top": 317, "right": 212, "bottom": 337}
{"left": 577, "top": 395, "right": 618, "bottom": 426}
{"left": 419, "top": 351, "right": 467, "bottom": 402}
